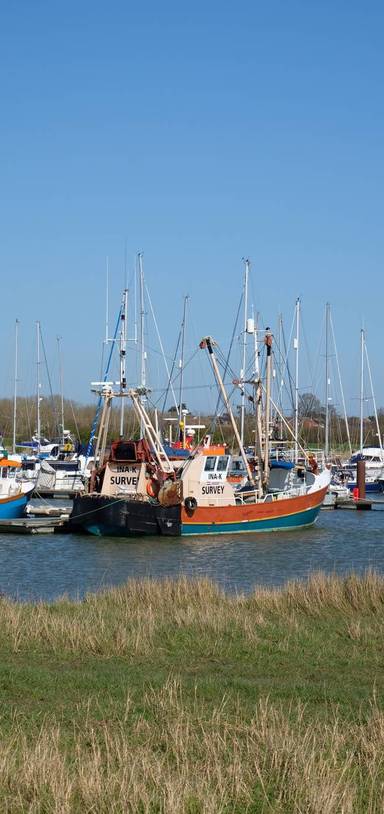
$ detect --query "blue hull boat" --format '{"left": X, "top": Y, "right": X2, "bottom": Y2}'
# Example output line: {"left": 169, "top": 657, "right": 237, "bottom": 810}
{"left": 0, "top": 491, "right": 31, "bottom": 519}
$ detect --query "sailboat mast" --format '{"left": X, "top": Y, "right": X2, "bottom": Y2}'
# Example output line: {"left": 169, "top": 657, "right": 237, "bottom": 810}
{"left": 12, "top": 319, "right": 19, "bottom": 454}
{"left": 360, "top": 328, "right": 364, "bottom": 453}
{"left": 330, "top": 311, "right": 352, "bottom": 455}
{"left": 57, "top": 336, "right": 65, "bottom": 446}
{"left": 294, "top": 298, "right": 300, "bottom": 463}
{"left": 325, "top": 302, "right": 330, "bottom": 458}
{"left": 36, "top": 321, "right": 41, "bottom": 453}
{"left": 364, "top": 339, "right": 383, "bottom": 451}
{"left": 240, "top": 258, "right": 249, "bottom": 445}
{"left": 119, "top": 289, "right": 128, "bottom": 437}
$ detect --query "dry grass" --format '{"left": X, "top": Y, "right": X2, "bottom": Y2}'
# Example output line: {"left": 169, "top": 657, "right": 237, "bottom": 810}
{"left": 0, "top": 577, "right": 256, "bottom": 656}
{"left": 247, "top": 569, "right": 384, "bottom": 615}
{"left": 1, "top": 572, "right": 384, "bottom": 811}
{"left": 1, "top": 681, "right": 384, "bottom": 812}
{"left": 1, "top": 570, "right": 384, "bottom": 657}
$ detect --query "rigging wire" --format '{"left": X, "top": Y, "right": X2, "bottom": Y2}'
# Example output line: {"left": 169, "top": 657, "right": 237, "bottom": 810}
{"left": 39, "top": 325, "right": 59, "bottom": 436}
{"left": 211, "top": 293, "right": 243, "bottom": 426}
{"left": 144, "top": 281, "right": 179, "bottom": 412}
{"left": 161, "top": 317, "right": 182, "bottom": 414}
{"left": 85, "top": 304, "right": 123, "bottom": 458}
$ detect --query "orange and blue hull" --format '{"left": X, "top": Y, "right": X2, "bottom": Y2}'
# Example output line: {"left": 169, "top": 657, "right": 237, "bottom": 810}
{"left": 71, "top": 486, "right": 329, "bottom": 538}
{"left": 181, "top": 486, "right": 329, "bottom": 536}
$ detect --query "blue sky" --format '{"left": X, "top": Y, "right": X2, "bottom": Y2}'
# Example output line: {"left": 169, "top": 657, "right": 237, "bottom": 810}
{"left": 1, "top": 1, "right": 384, "bottom": 422}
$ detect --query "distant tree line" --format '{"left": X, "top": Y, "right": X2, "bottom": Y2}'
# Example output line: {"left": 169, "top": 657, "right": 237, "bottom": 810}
{"left": 1, "top": 391, "right": 383, "bottom": 453}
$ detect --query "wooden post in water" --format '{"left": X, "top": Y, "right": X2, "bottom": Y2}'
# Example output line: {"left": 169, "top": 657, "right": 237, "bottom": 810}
{"left": 356, "top": 460, "right": 366, "bottom": 499}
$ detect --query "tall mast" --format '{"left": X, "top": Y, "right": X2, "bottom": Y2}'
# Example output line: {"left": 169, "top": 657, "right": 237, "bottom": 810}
{"left": 138, "top": 252, "right": 146, "bottom": 390}
{"left": 134, "top": 253, "right": 138, "bottom": 344}
{"left": 277, "top": 313, "right": 284, "bottom": 438}
{"left": 360, "top": 327, "right": 364, "bottom": 453}
{"left": 329, "top": 311, "right": 352, "bottom": 455}
{"left": 251, "top": 313, "right": 263, "bottom": 488}
{"left": 324, "top": 302, "right": 330, "bottom": 458}
{"left": 12, "top": 319, "right": 19, "bottom": 454}
{"left": 119, "top": 289, "right": 128, "bottom": 437}
{"left": 138, "top": 252, "right": 146, "bottom": 435}
{"left": 263, "top": 329, "right": 273, "bottom": 486}
{"left": 294, "top": 298, "right": 300, "bottom": 463}
{"left": 252, "top": 308, "right": 263, "bottom": 482}
{"left": 252, "top": 307, "right": 260, "bottom": 379}
{"left": 178, "top": 295, "right": 189, "bottom": 421}
{"left": 105, "top": 256, "right": 110, "bottom": 344}
{"left": 36, "top": 321, "right": 41, "bottom": 452}
{"left": 57, "top": 336, "right": 65, "bottom": 446}
{"left": 364, "top": 338, "right": 383, "bottom": 451}
{"left": 240, "top": 258, "right": 249, "bottom": 445}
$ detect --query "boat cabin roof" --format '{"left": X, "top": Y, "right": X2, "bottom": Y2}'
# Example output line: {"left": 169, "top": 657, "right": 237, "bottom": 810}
{"left": 0, "top": 457, "right": 21, "bottom": 468}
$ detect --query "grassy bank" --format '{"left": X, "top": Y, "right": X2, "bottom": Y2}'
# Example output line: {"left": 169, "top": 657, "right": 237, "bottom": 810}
{"left": 1, "top": 572, "right": 384, "bottom": 812}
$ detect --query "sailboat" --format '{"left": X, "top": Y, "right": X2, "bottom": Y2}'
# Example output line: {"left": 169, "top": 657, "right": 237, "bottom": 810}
{"left": 321, "top": 303, "right": 352, "bottom": 507}
{"left": 341, "top": 329, "right": 384, "bottom": 493}
{"left": 70, "top": 331, "right": 330, "bottom": 537}
{"left": 12, "top": 324, "right": 91, "bottom": 496}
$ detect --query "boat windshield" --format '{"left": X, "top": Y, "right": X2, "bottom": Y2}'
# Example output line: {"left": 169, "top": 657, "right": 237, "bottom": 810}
{"left": 217, "top": 456, "right": 229, "bottom": 472}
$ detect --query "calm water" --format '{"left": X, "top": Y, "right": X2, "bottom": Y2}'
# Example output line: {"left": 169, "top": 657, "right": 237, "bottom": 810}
{"left": 0, "top": 502, "right": 384, "bottom": 602}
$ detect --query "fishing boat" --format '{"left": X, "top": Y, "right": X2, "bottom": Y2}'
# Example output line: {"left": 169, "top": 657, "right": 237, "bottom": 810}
{"left": 0, "top": 457, "right": 34, "bottom": 519}
{"left": 71, "top": 333, "right": 330, "bottom": 537}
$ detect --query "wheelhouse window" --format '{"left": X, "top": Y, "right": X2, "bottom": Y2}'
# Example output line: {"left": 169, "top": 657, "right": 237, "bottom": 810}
{"left": 216, "top": 456, "right": 229, "bottom": 472}
{"left": 204, "top": 456, "right": 216, "bottom": 472}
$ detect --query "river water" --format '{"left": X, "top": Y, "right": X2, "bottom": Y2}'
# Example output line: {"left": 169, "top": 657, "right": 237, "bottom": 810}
{"left": 0, "top": 500, "right": 384, "bottom": 602}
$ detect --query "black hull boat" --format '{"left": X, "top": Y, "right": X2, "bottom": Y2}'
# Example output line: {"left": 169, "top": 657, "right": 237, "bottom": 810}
{"left": 70, "top": 494, "right": 181, "bottom": 537}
